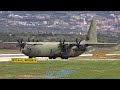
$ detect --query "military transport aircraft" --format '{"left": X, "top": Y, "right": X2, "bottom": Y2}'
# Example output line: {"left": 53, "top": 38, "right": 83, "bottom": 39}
{"left": 1, "top": 17, "right": 118, "bottom": 59}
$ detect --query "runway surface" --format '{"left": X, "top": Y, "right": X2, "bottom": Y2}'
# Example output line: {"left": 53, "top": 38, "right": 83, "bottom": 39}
{"left": 0, "top": 54, "right": 120, "bottom": 62}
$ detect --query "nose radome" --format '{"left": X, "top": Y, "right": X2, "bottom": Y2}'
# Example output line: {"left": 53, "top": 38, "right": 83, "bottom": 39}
{"left": 22, "top": 49, "right": 25, "bottom": 54}
{"left": 22, "top": 49, "right": 28, "bottom": 55}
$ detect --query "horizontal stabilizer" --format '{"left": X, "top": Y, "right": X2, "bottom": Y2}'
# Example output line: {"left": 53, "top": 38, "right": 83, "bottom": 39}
{"left": 80, "top": 40, "right": 118, "bottom": 47}
{"left": 86, "top": 43, "right": 118, "bottom": 48}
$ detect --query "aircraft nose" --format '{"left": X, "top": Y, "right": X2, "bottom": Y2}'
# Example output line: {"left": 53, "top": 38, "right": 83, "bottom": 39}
{"left": 22, "top": 49, "right": 25, "bottom": 54}
{"left": 22, "top": 49, "right": 28, "bottom": 55}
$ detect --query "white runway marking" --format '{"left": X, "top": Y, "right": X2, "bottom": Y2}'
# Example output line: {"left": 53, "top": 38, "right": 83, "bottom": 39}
{"left": 80, "top": 54, "right": 120, "bottom": 56}
{"left": 80, "top": 54, "right": 92, "bottom": 56}
{"left": 0, "top": 54, "right": 119, "bottom": 56}
{"left": 71, "top": 59, "right": 120, "bottom": 60}
{"left": 0, "top": 54, "right": 120, "bottom": 62}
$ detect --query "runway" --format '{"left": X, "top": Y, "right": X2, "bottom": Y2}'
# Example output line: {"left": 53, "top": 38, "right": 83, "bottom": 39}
{"left": 0, "top": 54, "right": 50, "bottom": 62}
{"left": 0, "top": 54, "right": 120, "bottom": 62}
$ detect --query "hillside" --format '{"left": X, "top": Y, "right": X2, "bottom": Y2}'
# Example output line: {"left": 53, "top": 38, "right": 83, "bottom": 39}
{"left": 0, "top": 11, "right": 120, "bottom": 35}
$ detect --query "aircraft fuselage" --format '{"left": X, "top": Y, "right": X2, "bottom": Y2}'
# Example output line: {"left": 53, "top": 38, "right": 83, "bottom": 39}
{"left": 22, "top": 42, "right": 85, "bottom": 59}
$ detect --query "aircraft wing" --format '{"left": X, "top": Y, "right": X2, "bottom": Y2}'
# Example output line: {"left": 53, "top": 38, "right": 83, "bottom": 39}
{"left": 84, "top": 43, "right": 118, "bottom": 47}
{"left": 78, "top": 40, "right": 118, "bottom": 47}
{"left": 1, "top": 42, "right": 18, "bottom": 44}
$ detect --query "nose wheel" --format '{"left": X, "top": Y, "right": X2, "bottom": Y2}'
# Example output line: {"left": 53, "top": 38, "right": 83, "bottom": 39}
{"left": 29, "top": 56, "right": 33, "bottom": 58}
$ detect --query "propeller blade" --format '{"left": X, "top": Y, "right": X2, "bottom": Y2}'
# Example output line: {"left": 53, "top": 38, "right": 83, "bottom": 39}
{"left": 20, "top": 39, "right": 23, "bottom": 43}
{"left": 75, "top": 38, "right": 81, "bottom": 48}
{"left": 33, "top": 39, "right": 35, "bottom": 42}
{"left": 28, "top": 38, "right": 30, "bottom": 42}
{"left": 59, "top": 40, "right": 62, "bottom": 44}
{"left": 63, "top": 39, "right": 65, "bottom": 44}
{"left": 59, "top": 39, "right": 67, "bottom": 49}
{"left": 17, "top": 39, "right": 20, "bottom": 43}
{"left": 76, "top": 39, "right": 78, "bottom": 44}
{"left": 78, "top": 39, "right": 81, "bottom": 44}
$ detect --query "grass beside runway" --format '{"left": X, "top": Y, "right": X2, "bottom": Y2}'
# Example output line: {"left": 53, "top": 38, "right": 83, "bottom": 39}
{"left": 1, "top": 60, "right": 120, "bottom": 79}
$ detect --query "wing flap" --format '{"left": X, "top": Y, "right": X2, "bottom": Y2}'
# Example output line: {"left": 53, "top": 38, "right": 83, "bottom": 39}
{"left": 86, "top": 43, "right": 118, "bottom": 47}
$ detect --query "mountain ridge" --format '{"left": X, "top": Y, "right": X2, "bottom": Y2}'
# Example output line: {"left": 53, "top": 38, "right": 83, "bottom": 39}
{"left": 0, "top": 11, "right": 119, "bottom": 35}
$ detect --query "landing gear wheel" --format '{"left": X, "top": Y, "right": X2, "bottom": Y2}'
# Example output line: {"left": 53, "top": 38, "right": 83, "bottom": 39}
{"left": 49, "top": 57, "right": 53, "bottom": 59}
{"left": 49, "top": 57, "right": 56, "bottom": 59}
{"left": 52, "top": 57, "right": 56, "bottom": 59}
{"left": 29, "top": 56, "right": 33, "bottom": 58}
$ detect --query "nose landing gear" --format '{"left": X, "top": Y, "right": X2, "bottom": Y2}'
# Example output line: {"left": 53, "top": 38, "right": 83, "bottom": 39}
{"left": 29, "top": 56, "right": 33, "bottom": 58}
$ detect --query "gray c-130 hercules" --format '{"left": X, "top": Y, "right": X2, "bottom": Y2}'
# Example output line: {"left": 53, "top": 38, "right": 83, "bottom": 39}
{"left": 2, "top": 17, "right": 118, "bottom": 59}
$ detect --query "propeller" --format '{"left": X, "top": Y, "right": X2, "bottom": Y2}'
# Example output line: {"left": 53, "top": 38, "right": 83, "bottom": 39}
{"left": 59, "top": 39, "right": 65, "bottom": 45}
{"left": 17, "top": 39, "right": 26, "bottom": 51}
{"left": 75, "top": 38, "right": 87, "bottom": 51}
{"left": 59, "top": 39, "right": 66, "bottom": 49}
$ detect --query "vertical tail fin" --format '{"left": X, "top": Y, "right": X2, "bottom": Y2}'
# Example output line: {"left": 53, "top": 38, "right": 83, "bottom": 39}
{"left": 86, "top": 17, "right": 97, "bottom": 43}
{"left": 82, "top": 17, "right": 117, "bottom": 46}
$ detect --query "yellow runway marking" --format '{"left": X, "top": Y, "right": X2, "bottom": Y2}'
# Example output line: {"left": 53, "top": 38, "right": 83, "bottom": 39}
{"left": 10, "top": 58, "right": 38, "bottom": 63}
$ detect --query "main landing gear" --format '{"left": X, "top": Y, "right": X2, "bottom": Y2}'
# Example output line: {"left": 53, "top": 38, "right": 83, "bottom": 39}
{"left": 49, "top": 57, "right": 56, "bottom": 59}
{"left": 49, "top": 56, "right": 69, "bottom": 59}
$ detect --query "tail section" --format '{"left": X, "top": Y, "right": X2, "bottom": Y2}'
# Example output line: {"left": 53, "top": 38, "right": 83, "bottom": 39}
{"left": 86, "top": 17, "right": 97, "bottom": 43}
{"left": 81, "top": 17, "right": 118, "bottom": 47}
